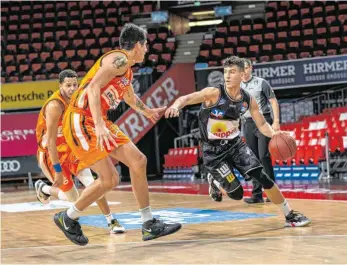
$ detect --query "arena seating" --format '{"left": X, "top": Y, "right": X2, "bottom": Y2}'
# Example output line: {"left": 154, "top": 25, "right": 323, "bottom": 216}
{"left": 164, "top": 147, "right": 199, "bottom": 169}
{"left": 1, "top": 1, "right": 177, "bottom": 83}
{"left": 196, "top": 1, "right": 347, "bottom": 66}
{"left": 278, "top": 106, "right": 347, "bottom": 166}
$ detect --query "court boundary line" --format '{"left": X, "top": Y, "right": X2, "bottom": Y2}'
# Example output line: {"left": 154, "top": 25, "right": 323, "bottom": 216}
{"left": 152, "top": 191, "right": 347, "bottom": 202}
{"left": 2, "top": 234, "right": 347, "bottom": 251}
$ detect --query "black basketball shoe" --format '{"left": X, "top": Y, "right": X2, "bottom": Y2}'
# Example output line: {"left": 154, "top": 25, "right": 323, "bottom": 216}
{"left": 54, "top": 211, "right": 89, "bottom": 246}
{"left": 142, "top": 218, "right": 181, "bottom": 241}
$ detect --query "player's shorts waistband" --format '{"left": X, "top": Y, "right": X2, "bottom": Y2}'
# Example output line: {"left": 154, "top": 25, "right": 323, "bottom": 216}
{"left": 202, "top": 136, "right": 241, "bottom": 152}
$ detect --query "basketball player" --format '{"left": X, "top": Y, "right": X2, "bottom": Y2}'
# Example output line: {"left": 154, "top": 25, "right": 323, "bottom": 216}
{"left": 165, "top": 56, "right": 311, "bottom": 227}
{"left": 36, "top": 69, "right": 125, "bottom": 234}
{"left": 54, "top": 24, "right": 181, "bottom": 245}
{"left": 241, "top": 58, "right": 278, "bottom": 204}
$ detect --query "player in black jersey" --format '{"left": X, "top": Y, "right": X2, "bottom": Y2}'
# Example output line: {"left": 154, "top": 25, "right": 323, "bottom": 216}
{"left": 165, "top": 56, "right": 310, "bottom": 227}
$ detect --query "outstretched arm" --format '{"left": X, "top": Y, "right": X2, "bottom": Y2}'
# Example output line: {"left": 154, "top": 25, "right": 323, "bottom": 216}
{"left": 165, "top": 87, "right": 219, "bottom": 118}
{"left": 249, "top": 96, "right": 275, "bottom": 138}
{"left": 123, "top": 84, "right": 166, "bottom": 123}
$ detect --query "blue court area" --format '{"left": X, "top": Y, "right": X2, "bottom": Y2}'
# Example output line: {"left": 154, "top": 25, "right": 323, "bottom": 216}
{"left": 79, "top": 208, "right": 276, "bottom": 230}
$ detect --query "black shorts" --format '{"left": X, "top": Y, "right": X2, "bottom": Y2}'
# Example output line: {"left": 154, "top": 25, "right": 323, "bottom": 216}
{"left": 202, "top": 136, "right": 262, "bottom": 183}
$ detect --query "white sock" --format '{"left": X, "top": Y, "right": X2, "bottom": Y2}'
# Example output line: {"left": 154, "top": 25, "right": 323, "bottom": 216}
{"left": 41, "top": 185, "right": 51, "bottom": 195}
{"left": 66, "top": 205, "right": 82, "bottom": 220}
{"left": 278, "top": 199, "right": 292, "bottom": 217}
{"left": 139, "top": 206, "right": 153, "bottom": 223}
{"left": 57, "top": 190, "right": 68, "bottom": 201}
{"left": 105, "top": 213, "right": 114, "bottom": 224}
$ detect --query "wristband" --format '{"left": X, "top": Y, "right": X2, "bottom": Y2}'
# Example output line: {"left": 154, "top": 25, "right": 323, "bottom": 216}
{"left": 53, "top": 163, "right": 62, "bottom": 173}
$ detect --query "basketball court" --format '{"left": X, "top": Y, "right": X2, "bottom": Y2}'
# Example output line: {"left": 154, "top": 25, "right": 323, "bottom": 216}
{"left": 2, "top": 182, "right": 347, "bottom": 264}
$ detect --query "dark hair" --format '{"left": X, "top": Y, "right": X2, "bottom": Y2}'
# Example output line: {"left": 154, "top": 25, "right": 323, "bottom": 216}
{"left": 243, "top": 58, "right": 252, "bottom": 68}
{"left": 222, "top": 56, "right": 244, "bottom": 71}
{"left": 119, "top": 23, "right": 147, "bottom": 50}
{"left": 59, "top": 69, "right": 78, "bottom": 84}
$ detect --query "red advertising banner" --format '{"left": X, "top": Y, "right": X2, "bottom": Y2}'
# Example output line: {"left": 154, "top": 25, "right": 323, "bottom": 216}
{"left": 117, "top": 63, "right": 195, "bottom": 144}
{"left": 1, "top": 112, "right": 39, "bottom": 157}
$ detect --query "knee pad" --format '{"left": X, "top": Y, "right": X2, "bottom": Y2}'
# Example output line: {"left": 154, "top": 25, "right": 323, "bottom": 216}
{"left": 247, "top": 168, "right": 274, "bottom": 189}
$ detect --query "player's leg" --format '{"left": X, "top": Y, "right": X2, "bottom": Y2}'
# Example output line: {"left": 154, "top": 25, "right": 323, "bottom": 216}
{"left": 36, "top": 151, "right": 76, "bottom": 203}
{"left": 202, "top": 143, "right": 242, "bottom": 201}
{"left": 54, "top": 157, "right": 118, "bottom": 246}
{"left": 207, "top": 161, "right": 244, "bottom": 201}
{"left": 109, "top": 141, "right": 182, "bottom": 241}
{"left": 257, "top": 130, "right": 275, "bottom": 202}
{"left": 230, "top": 137, "right": 311, "bottom": 227}
{"left": 76, "top": 168, "right": 125, "bottom": 233}
{"left": 243, "top": 120, "right": 264, "bottom": 203}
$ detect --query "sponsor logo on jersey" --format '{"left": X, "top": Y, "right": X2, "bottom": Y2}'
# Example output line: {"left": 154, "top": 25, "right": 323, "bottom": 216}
{"left": 211, "top": 108, "right": 225, "bottom": 118}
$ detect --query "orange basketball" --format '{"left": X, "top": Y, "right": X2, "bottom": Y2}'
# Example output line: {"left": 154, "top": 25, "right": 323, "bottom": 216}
{"left": 269, "top": 132, "right": 297, "bottom": 160}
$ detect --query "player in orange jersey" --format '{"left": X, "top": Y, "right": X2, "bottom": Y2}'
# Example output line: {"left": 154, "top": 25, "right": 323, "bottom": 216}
{"left": 36, "top": 69, "right": 125, "bottom": 234}
{"left": 54, "top": 24, "right": 181, "bottom": 245}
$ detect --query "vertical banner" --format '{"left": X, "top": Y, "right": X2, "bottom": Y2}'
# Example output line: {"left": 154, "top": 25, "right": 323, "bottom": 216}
{"left": 117, "top": 63, "right": 195, "bottom": 144}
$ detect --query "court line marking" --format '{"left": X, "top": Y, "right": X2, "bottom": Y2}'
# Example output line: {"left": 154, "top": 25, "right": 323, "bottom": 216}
{"left": 153, "top": 192, "right": 347, "bottom": 202}
{"left": 2, "top": 234, "right": 347, "bottom": 251}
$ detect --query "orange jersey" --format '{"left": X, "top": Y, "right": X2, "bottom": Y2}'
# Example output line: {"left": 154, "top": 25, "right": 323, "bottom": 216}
{"left": 70, "top": 49, "right": 133, "bottom": 117}
{"left": 36, "top": 90, "right": 69, "bottom": 154}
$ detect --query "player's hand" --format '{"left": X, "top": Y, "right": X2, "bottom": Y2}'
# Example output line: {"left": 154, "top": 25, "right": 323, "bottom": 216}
{"left": 271, "top": 130, "right": 289, "bottom": 138}
{"left": 145, "top": 106, "right": 167, "bottom": 123}
{"left": 95, "top": 122, "right": 118, "bottom": 151}
{"left": 272, "top": 121, "right": 281, "bottom": 132}
{"left": 165, "top": 106, "right": 180, "bottom": 118}
{"left": 53, "top": 171, "right": 64, "bottom": 188}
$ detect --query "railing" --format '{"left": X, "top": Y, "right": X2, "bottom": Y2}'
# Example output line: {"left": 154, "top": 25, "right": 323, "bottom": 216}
{"left": 174, "top": 128, "right": 200, "bottom": 148}
{"left": 280, "top": 86, "right": 347, "bottom": 123}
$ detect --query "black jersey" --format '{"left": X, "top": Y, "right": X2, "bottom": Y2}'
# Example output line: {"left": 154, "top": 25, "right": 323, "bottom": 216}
{"left": 198, "top": 83, "right": 251, "bottom": 143}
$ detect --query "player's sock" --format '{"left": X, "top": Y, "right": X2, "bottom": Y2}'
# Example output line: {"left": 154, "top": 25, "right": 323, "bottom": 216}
{"left": 139, "top": 206, "right": 153, "bottom": 222}
{"left": 41, "top": 184, "right": 51, "bottom": 196}
{"left": 57, "top": 190, "right": 69, "bottom": 201}
{"left": 277, "top": 199, "right": 292, "bottom": 217}
{"left": 67, "top": 205, "right": 82, "bottom": 220}
{"left": 104, "top": 213, "right": 114, "bottom": 224}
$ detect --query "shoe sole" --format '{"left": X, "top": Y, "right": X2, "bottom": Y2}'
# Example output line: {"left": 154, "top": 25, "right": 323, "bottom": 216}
{"left": 285, "top": 219, "right": 311, "bottom": 227}
{"left": 143, "top": 224, "right": 182, "bottom": 241}
{"left": 35, "top": 181, "right": 50, "bottom": 204}
{"left": 208, "top": 177, "right": 223, "bottom": 202}
{"left": 244, "top": 199, "right": 264, "bottom": 204}
{"left": 53, "top": 214, "right": 89, "bottom": 246}
{"left": 110, "top": 229, "right": 126, "bottom": 234}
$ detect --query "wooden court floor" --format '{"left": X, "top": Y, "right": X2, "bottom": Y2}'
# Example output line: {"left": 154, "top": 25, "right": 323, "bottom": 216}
{"left": 1, "top": 189, "right": 347, "bottom": 264}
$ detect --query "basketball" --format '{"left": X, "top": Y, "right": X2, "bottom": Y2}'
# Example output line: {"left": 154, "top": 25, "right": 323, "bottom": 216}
{"left": 269, "top": 132, "right": 297, "bottom": 160}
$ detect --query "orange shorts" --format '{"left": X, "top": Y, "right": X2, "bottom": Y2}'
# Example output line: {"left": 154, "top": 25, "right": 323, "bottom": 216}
{"left": 63, "top": 109, "right": 130, "bottom": 172}
{"left": 37, "top": 150, "right": 78, "bottom": 192}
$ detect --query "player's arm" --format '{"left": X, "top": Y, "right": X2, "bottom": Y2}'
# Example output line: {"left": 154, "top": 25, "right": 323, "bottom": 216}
{"left": 86, "top": 53, "right": 128, "bottom": 150}
{"left": 269, "top": 97, "right": 280, "bottom": 130}
{"left": 123, "top": 84, "right": 166, "bottom": 123}
{"left": 165, "top": 87, "right": 219, "bottom": 118}
{"left": 262, "top": 79, "right": 280, "bottom": 131}
{"left": 249, "top": 96, "right": 275, "bottom": 138}
{"left": 45, "top": 101, "right": 64, "bottom": 186}
{"left": 123, "top": 84, "right": 151, "bottom": 115}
